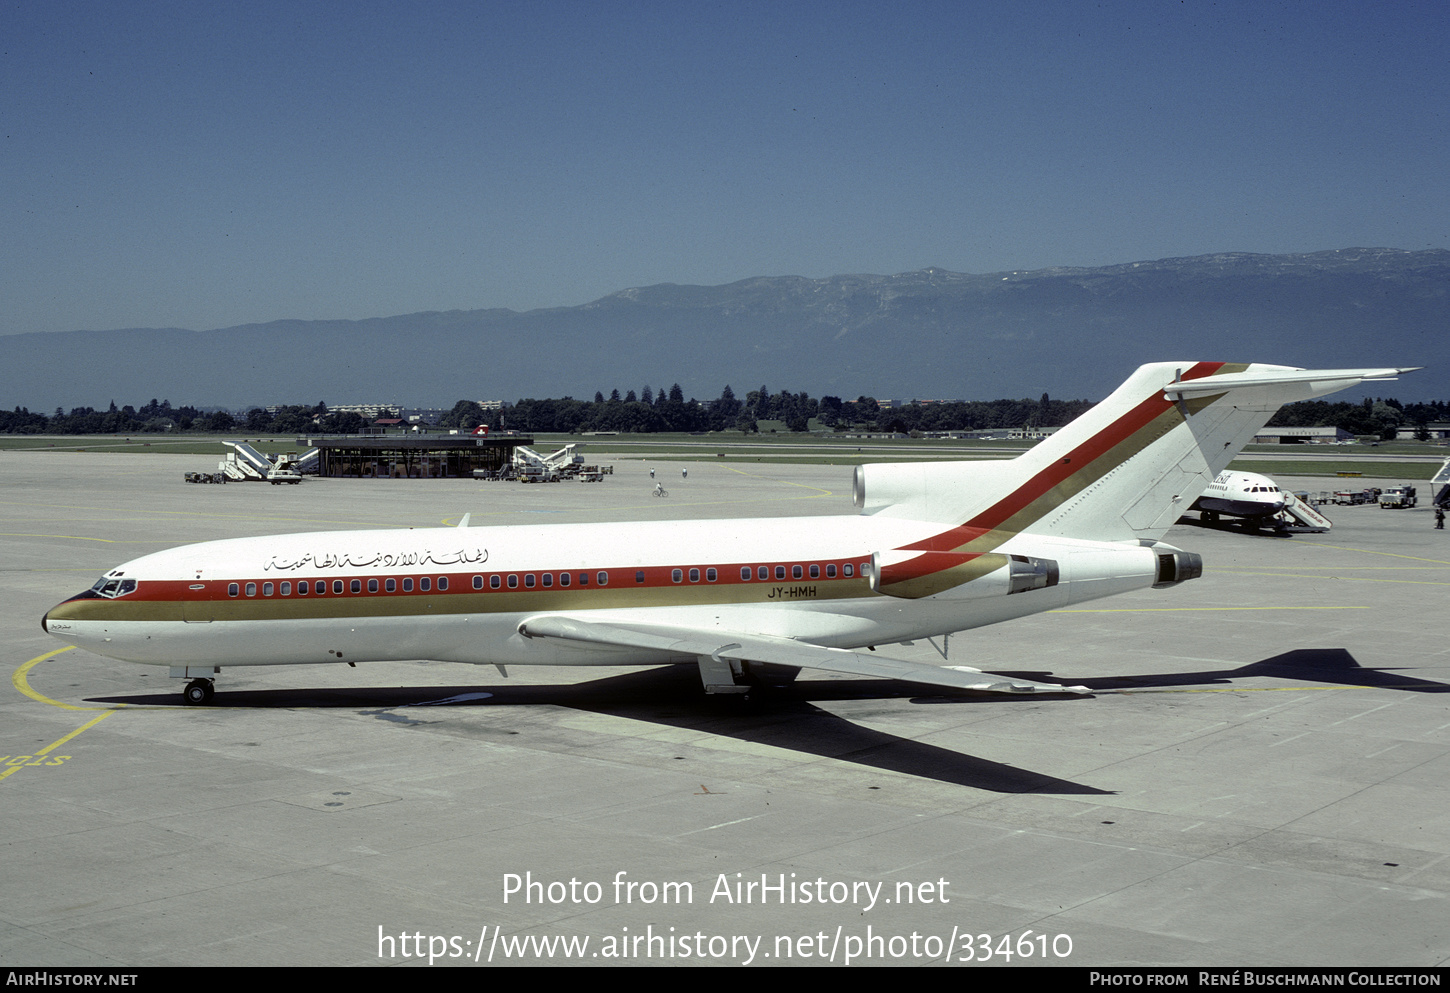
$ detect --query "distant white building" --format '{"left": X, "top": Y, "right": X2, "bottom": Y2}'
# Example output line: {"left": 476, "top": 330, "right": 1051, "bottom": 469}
{"left": 328, "top": 402, "right": 401, "bottom": 419}
{"left": 1395, "top": 422, "right": 1450, "bottom": 440}
{"left": 1253, "top": 426, "right": 1352, "bottom": 444}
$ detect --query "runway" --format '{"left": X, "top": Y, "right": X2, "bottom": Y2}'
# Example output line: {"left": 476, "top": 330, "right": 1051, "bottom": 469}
{"left": 3, "top": 452, "right": 1448, "bottom": 966}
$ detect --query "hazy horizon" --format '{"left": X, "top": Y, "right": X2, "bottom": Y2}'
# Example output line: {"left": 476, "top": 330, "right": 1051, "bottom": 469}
{"left": 6, "top": 2, "right": 1447, "bottom": 337}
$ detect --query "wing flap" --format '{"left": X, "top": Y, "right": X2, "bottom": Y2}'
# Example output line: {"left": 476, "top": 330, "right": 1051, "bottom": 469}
{"left": 518, "top": 615, "right": 1088, "bottom": 695}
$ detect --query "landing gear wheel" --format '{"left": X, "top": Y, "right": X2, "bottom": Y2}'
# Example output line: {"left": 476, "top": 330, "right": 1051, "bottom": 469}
{"left": 183, "top": 679, "right": 214, "bottom": 705}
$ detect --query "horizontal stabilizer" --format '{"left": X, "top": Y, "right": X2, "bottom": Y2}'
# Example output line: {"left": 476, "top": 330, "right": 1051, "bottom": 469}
{"left": 518, "top": 615, "right": 1089, "bottom": 694}
{"left": 1163, "top": 366, "right": 1417, "bottom": 399}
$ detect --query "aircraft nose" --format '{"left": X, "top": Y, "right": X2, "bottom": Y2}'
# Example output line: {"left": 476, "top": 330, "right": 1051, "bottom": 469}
{"left": 42, "top": 590, "right": 90, "bottom": 635}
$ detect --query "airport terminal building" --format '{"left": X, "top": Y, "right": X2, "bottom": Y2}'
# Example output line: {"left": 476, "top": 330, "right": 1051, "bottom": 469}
{"left": 300, "top": 433, "right": 532, "bottom": 478}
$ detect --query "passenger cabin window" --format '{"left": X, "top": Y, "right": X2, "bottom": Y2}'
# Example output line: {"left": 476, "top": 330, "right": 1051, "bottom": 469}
{"left": 403, "top": 578, "right": 413, "bottom": 592}
{"left": 228, "top": 583, "right": 239, "bottom": 597}
{"left": 245, "top": 583, "right": 257, "bottom": 597}
{"left": 635, "top": 571, "right": 645, "bottom": 584}
{"left": 420, "top": 577, "right": 431, "bottom": 592}
{"left": 387, "top": 578, "right": 397, "bottom": 592}
{"left": 792, "top": 566, "right": 802, "bottom": 579}
{"left": 758, "top": 566, "right": 768, "bottom": 580}
{"left": 351, "top": 580, "right": 362, "bottom": 594}
{"left": 263, "top": 582, "right": 274, "bottom": 596}
{"left": 597, "top": 572, "right": 608, "bottom": 585}
{"left": 438, "top": 577, "right": 448, "bottom": 591}
{"left": 844, "top": 564, "right": 854, "bottom": 578}
{"left": 559, "top": 573, "right": 570, "bottom": 587}
{"left": 367, "top": 579, "right": 378, "bottom": 593}
{"left": 473, "top": 576, "right": 483, "bottom": 590}
{"left": 490, "top": 575, "right": 500, "bottom": 589}
{"left": 741, "top": 567, "right": 751, "bottom": 581}
{"left": 333, "top": 580, "right": 344, "bottom": 594}
{"left": 826, "top": 564, "right": 837, "bottom": 578}
{"left": 775, "top": 566, "right": 786, "bottom": 580}
{"left": 525, "top": 575, "right": 535, "bottom": 589}
{"left": 672, "top": 569, "right": 683, "bottom": 583}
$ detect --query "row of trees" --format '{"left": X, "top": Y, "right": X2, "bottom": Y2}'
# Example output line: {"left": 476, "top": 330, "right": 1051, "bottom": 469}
{"left": 3, "top": 390, "right": 1445, "bottom": 439}
{"left": 0, "top": 399, "right": 221, "bottom": 435}
{"left": 235, "top": 404, "right": 397, "bottom": 435}
{"left": 441, "top": 385, "right": 1100, "bottom": 435}
{"left": 446, "top": 390, "right": 1449, "bottom": 438}
{"left": 1266, "top": 397, "right": 1450, "bottom": 440}
{"left": 0, "top": 400, "right": 394, "bottom": 436}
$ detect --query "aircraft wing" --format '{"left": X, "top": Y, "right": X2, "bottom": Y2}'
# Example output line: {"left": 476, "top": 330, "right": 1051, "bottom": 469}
{"left": 518, "top": 615, "right": 1090, "bottom": 695}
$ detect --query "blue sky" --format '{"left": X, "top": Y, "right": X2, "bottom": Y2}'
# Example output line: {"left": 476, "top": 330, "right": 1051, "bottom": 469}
{"left": 5, "top": 0, "right": 1447, "bottom": 335}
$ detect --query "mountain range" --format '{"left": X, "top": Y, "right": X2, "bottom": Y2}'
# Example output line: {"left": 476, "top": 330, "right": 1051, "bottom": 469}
{"left": 3, "top": 247, "right": 1444, "bottom": 411}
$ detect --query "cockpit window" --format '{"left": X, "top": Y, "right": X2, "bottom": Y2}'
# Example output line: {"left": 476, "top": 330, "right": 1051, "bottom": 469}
{"left": 90, "top": 577, "right": 138, "bottom": 598}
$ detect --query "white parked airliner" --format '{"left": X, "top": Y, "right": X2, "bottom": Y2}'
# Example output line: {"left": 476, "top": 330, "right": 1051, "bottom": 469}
{"left": 1191, "top": 469, "right": 1289, "bottom": 523}
{"left": 43, "top": 361, "right": 1412, "bottom": 705}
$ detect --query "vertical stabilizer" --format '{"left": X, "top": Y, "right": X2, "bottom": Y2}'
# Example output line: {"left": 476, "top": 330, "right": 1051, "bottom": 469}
{"left": 856, "top": 362, "right": 1414, "bottom": 546}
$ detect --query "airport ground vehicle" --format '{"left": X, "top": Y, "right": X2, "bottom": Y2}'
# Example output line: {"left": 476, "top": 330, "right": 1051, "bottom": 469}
{"left": 1380, "top": 485, "right": 1418, "bottom": 509}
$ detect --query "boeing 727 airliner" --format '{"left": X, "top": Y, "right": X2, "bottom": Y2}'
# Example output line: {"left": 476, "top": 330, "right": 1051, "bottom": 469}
{"left": 42, "top": 362, "right": 1413, "bottom": 704}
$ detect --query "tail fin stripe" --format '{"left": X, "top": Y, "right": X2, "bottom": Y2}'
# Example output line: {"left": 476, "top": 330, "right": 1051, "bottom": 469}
{"left": 902, "top": 363, "right": 1229, "bottom": 554}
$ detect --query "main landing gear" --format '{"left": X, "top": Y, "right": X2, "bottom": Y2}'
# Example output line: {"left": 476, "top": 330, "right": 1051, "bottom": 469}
{"left": 696, "top": 657, "right": 801, "bottom": 702}
{"left": 172, "top": 666, "right": 219, "bottom": 705}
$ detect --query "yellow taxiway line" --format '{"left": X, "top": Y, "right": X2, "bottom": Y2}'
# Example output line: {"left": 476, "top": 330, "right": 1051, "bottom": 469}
{"left": 4, "top": 647, "right": 123, "bottom": 785}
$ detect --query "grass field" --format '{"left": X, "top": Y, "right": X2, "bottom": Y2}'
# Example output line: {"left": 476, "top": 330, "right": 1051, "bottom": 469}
{"left": 0, "top": 436, "right": 236, "bottom": 455}
{"left": 4, "top": 432, "right": 1445, "bottom": 479}
{"left": 1228, "top": 458, "right": 1443, "bottom": 479}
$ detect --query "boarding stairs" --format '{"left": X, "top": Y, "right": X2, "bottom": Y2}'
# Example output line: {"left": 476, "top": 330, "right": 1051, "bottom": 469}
{"left": 1432, "top": 458, "right": 1450, "bottom": 508}
{"left": 511, "top": 444, "right": 585, "bottom": 479}
{"left": 292, "top": 448, "right": 320, "bottom": 475}
{"left": 1273, "top": 491, "right": 1332, "bottom": 533}
{"left": 219, "top": 442, "right": 302, "bottom": 484}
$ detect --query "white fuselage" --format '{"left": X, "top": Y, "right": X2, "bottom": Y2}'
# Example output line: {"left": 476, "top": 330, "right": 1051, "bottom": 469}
{"left": 43, "top": 514, "right": 1163, "bottom": 671}
{"left": 1193, "top": 470, "right": 1286, "bottom": 519}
